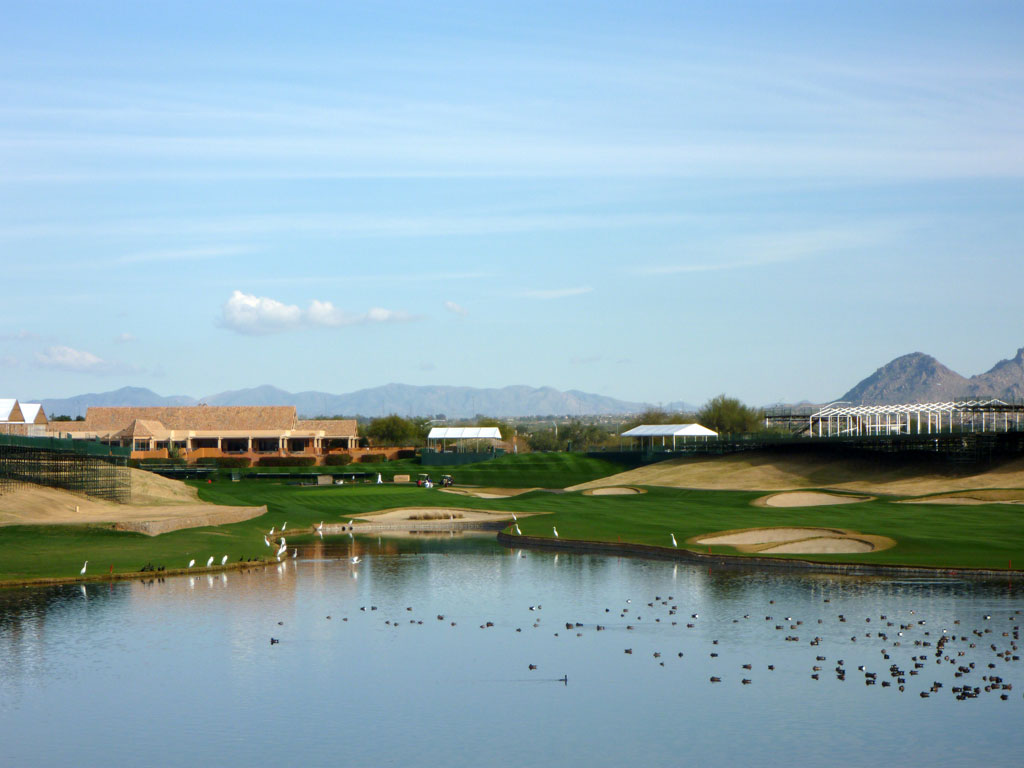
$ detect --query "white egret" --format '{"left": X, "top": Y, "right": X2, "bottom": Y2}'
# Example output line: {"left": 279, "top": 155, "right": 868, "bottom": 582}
{"left": 291, "top": 548, "right": 298, "bottom": 559}
{"left": 269, "top": 527, "right": 275, "bottom": 536}
{"left": 280, "top": 537, "right": 286, "bottom": 548}
{"left": 514, "top": 524, "right": 522, "bottom": 535}
{"left": 351, "top": 556, "right": 361, "bottom": 564}
{"left": 80, "top": 561, "right": 88, "bottom": 575}
{"left": 188, "top": 559, "right": 195, "bottom": 569}
{"left": 276, "top": 544, "right": 287, "bottom": 558}
{"left": 264, "top": 535, "right": 271, "bottom": 547}
{"left": 315, "top": 521, "right": 324, "bottom": 531}
{"left": 206, "top": 556, "right": 214, "bottom": 567}
{"left": 512, "top": 513, "right": 517, "bottom": 521}
{"left": 282, "top": 522, "right": 287, "bottom": 531}
{"left": 221, "top": 555, "right": 228, "bottom": 566}
{"left": 552, "top": 527, "right": 559, "bottom": 538}
{"left": 671, "top": 533, "right": 678, "bottom": 548}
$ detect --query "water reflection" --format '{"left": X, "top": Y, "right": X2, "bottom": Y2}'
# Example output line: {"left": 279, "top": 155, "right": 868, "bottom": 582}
{"left": 0, "top": 535, "right": 1021, "bottom": 767}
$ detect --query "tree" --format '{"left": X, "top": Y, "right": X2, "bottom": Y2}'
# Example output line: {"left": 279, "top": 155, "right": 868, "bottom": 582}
{"left": 696, "top": 395, "right": 764, "bottom": 435}
{"left": 620, "top": 408, "right": 693, "bottom": 432}
{"left": 363, "top": 414, "right": 419, "bottom": 446}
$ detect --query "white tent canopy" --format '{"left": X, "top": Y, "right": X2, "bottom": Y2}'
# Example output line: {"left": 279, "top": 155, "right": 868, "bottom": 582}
{"left": 428, "top": 427, "right": 502, "bottom": 440}
{"left": 621, "top": 424, "right": 717, "bottom": 438}
{"left": 427, "top": 426, "right": 503, "bottom": 453}
{"left": 620, "top": 423, "right": 717, "bottom": 450}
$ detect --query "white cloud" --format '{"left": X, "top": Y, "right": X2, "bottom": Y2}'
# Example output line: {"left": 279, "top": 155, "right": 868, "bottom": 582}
{"left": 444, "top": 301, "right": 468, "bottom": 316}
{"left": 35, "top": 345, "right": 106, "bottom": 372}
{"left": 1, "top": 355, "right": 20, "bottom": 368}
{"left": 521, "top": 286, "right": 593, "bottom": 300}
{"left": 221, "top": 290, "right": 416, "bottom": 335}
{"left": 114, "top": 332, "right": 137, "bottom": 343}
{"left": 221, "top": 290, "right": 303, "bottom": 335}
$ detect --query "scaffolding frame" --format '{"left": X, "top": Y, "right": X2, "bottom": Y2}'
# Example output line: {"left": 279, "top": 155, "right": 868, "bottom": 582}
{"left": 809, "top": 399, "right": 1024, "bottom": 438}
{"left": 0, "top": 435, "right": 131, "bottom": 503}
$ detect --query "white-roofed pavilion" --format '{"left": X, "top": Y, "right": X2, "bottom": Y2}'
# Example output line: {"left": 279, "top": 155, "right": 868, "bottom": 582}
{"left": 620, "top": 423, "right": 718, "bottom": 450}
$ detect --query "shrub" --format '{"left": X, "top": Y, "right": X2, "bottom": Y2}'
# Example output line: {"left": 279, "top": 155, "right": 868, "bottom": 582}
{"left": 258, "top": 456, "right": 317, "bottom": 467}
{"left": 139, "top": 457, "right": 186, "bottom": 466}
{"left": 395, "top": 449, "right": 417, "bottom": 460}
{"left": 360, "top": 453, "right": 386, "bottom": 463}
{"left": 324, "top": 454, "right": 354, "bottom": 466}
{"left": 195, "top": 457, "right": 251, "bottom": 468}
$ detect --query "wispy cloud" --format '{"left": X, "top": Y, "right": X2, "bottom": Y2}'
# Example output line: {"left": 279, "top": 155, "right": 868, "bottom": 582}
{"left": 639, "top": 226, "right": 899, "bottom": 275}
{"left": 220, "top": 290, "right": 416, "bottom": 335}
{"left": 0, "top": 329, "right": 42, "bottom": 341}
{"left": 443, "top": 300, "right": 468, "bottom": 316}
{"left": 34, "top": 345, "right": 142, "bottom": 375}
{"left": 116, "top": 244, "right": 254, "bottom": 265}
{"left": 521, "top": 286, "right": 593, "bottom": 300}
{"left": 114, "top": 332, "right": 137, "bottom": 343}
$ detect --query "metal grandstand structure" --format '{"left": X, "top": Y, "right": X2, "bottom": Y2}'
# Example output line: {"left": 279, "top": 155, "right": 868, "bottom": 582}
{"left": 0, "top": 435, "right": 131, "bottom": 503}
{"left": 808, "top": 399, "right": 1024, "bottom": 438}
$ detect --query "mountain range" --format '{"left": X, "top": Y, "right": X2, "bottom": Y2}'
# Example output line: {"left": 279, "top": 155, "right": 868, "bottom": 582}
{"left": 39, "top": 384, "right": 657, "bottom": 419}
{"left": 840, "top": 347, "right": 1024, "bottom": 404}
{"left": 34, "top": 347, "right": 1024, "bottom": 418}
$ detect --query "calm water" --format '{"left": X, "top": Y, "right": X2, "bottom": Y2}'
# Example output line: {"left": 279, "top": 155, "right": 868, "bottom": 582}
{"left": 1, "top": 534, "right": 1021, "bottom": 767}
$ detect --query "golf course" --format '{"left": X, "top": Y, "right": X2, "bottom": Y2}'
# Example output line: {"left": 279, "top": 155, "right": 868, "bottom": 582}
{"left": 2, "top": 451, "right": 1024, "bottom": 583}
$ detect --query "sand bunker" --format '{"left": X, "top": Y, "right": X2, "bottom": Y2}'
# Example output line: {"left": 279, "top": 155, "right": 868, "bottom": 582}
{"left": 0, "top": 478, "right": 264, "bottom": 534}
{"left": 693, "top": 526, "right": 894, "bottom": 555}
{"left": 359, "top": 506, "right": 531, "bottom": 523}
{"left": 440, "top": 487, "right": 536, "bottom": 499}
{"left": 584, "top": 486, "right": 645, "bottom": 496}
{"left": 899, "top": 489, "right": 1024, "bottom": 505}
{"left": 757, "top": 491, "right": 872, "bottom": 508}
{"left": 566, "top": 452, "right": 1024, "bottom": 496}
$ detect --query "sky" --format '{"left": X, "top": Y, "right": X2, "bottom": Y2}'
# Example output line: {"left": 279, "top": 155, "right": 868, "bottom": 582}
{"left": 2, "top": 1, "right": 1023, "bottom": 407}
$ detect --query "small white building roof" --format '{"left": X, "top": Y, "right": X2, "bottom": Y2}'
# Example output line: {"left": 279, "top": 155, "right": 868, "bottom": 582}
{"left": 0, "top": 399, "right": 22, "bottom": 422}
{"left": 19, "top": 403, "right": 46, "bottom": 424}
{"left": 621, "top": 423, "right": 718, "bottom": 438}
{"left": 428, "top": 427, "right": 502, "bottom": 440}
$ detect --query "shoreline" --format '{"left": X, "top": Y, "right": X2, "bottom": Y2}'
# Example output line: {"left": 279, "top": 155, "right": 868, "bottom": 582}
{"left": 496, "top": 532, "right": 1024, "bottom": 581}
{"left": 0, "top": 556, "right": 279, "bottom": 590}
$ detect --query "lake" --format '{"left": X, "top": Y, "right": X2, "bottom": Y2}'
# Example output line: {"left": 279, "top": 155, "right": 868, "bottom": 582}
{"left": 1, "top": 533, "right": 1021, "bottom": 767}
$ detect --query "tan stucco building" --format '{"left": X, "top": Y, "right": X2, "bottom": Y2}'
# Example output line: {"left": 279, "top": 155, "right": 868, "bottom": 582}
{"left": 54, "top": 406, "right": 358, "bottom": 463}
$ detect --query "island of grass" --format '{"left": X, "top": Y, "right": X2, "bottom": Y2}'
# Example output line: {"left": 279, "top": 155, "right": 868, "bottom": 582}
{"left": 1, "top": 451, "right": 1023, "bottom": 583}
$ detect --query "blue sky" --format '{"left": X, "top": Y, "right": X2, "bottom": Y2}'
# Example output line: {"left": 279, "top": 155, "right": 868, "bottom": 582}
{"left": 2, "top": 1, "right": 1023, "bottom": 406}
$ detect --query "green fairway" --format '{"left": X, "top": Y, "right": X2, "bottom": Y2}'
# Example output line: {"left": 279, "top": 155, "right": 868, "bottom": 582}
{"left": 203, "top": 452, "right": 629, "bottom": 488}
{"left": 2, "top": 451, "right": 1023, "bottom": 581}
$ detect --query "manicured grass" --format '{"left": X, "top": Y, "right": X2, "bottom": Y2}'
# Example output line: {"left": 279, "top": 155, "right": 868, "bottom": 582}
{"left": 505, "top": 486, "right": 1024, "bottom": 571}
{"left": 217, "top": 452, "right": 629, "bottom": 489}
{"left": 3, "top": 458, "right": 1022, "bottom": 581}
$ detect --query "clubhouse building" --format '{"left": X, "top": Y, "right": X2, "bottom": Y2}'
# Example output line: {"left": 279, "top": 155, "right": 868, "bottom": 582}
{"left": 52, "top": 406, "right": 359, "bottom": 464}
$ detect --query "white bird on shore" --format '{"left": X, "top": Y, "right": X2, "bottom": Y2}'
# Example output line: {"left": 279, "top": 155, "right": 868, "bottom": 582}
{"left": 282, "top": 522, "right": 287, "bottom": 531}
{"left": 80, "top": 561, "right": 88, "bottom": 575}
{"left": 351, "top": 556, "right": 361, "bottom": 564}
{"left": 552, "top": 527, "right": 559, "bottom": 538}
{"left": 291, "top": 548, "right": 298, "bottom": 559}
{"left": 279, "top": 537, "right": 286, "bottom": 548}
{"left": 206, "top": 556, "right": 214, "bottom": 567}
{"left": 512, "top": 513, "right": 517, "bottom": 521}
{"left": 671, "top": 533, "right": 678, "bottom": 548}
{"left": 221, "top": 555, "right": 228, "bottom": 566}
{"left": 315, "top": 521, "right": 324, "bottom": 531}
{"left": 188, "top": 559, "right": 195, "bottom": 569}
{"left": 264, "top": 535, "right": 270, "bottom": 547}
{"left": 276, "top": 544, "right": 287, "bottom": 558}
{"left": 269, "top": 527, "right": 275, "bottom": 536}
{"left": 514, "top": 524, "right": 522, "bottom": 535}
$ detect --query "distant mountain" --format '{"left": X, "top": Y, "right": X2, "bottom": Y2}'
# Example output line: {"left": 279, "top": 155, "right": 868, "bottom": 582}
{"left": 40, "top": 386, "right": 197, "bottom": 419}
{"left": 840, "top": 348, "right": 1024, "bottom": 404}
{"left": 38, "top": 383, "right": 654, "bottom": 419}
{"left": 203, "top": 383, "right": 651, "bottom": 418}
